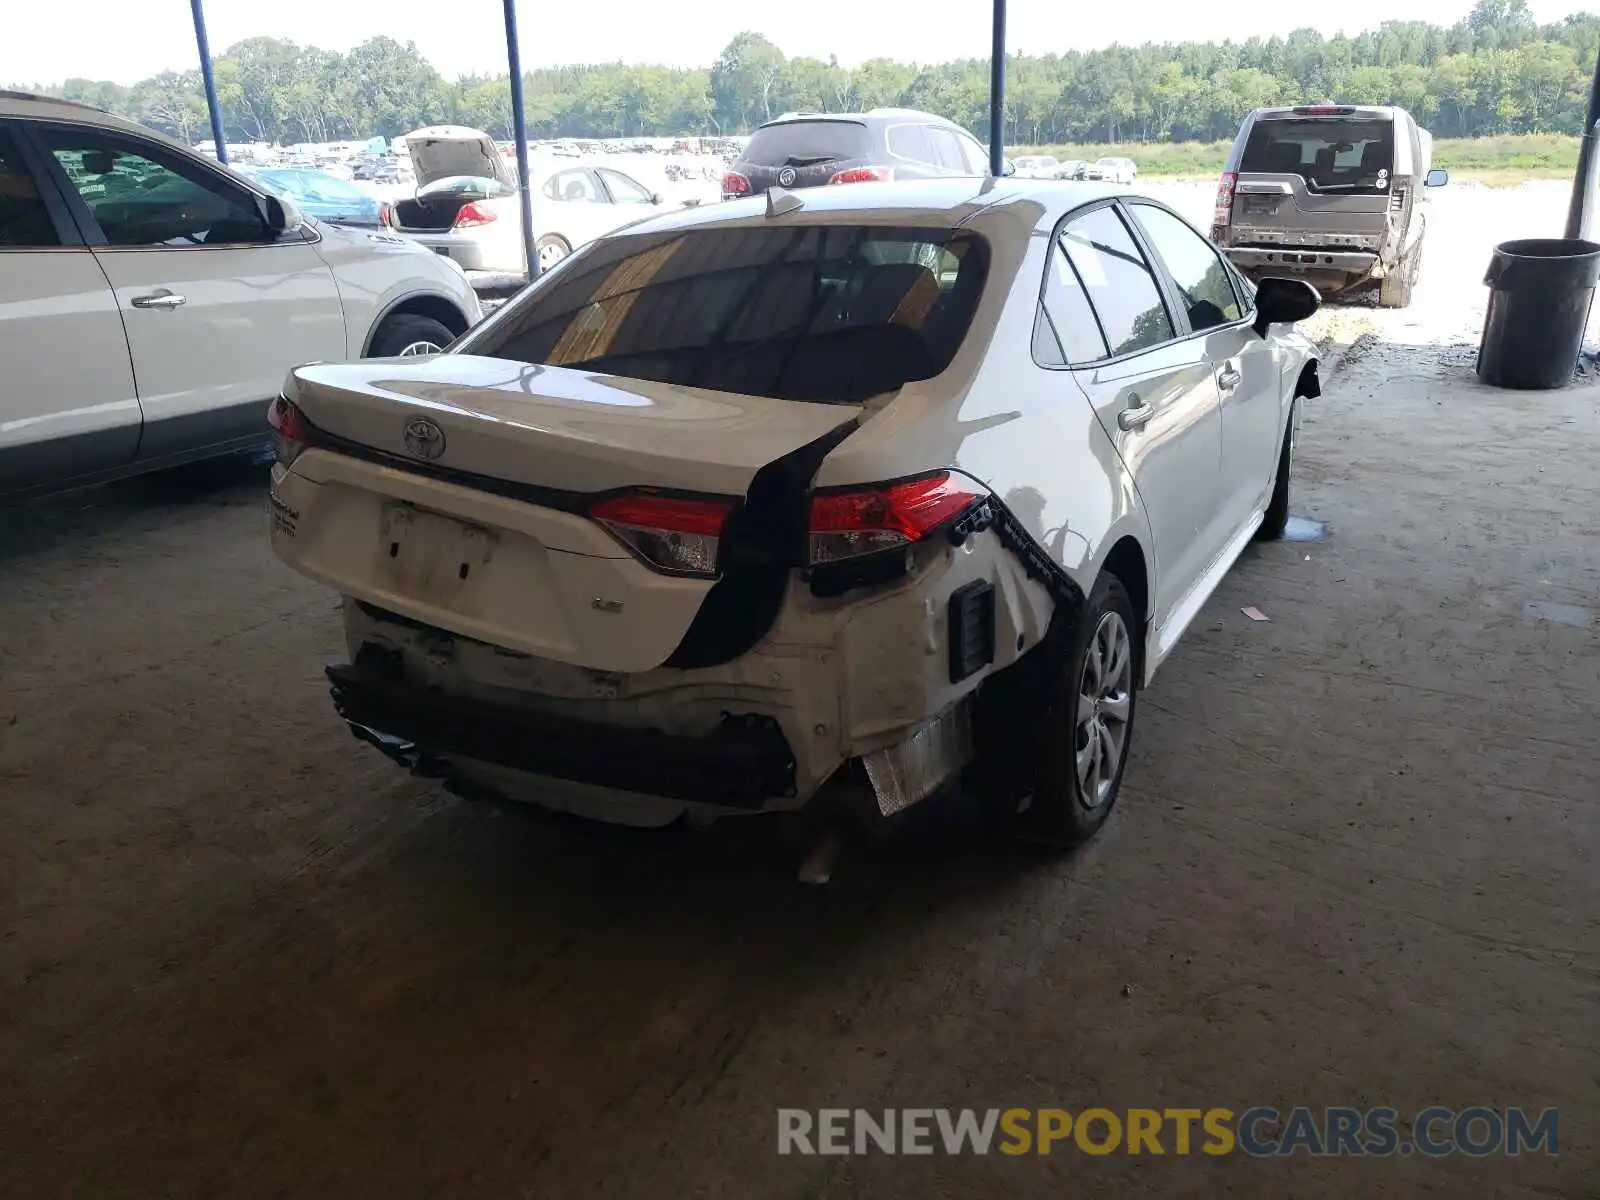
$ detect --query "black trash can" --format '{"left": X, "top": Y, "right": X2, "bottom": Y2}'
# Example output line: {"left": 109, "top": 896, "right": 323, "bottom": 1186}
{"left": 1476, "top": 237, "right": 1600, "bottom": 389}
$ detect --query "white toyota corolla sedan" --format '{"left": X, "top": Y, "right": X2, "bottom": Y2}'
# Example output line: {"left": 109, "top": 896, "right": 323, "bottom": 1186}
{"left": 268, "top": 178, "right": 1321, "bottom": 844}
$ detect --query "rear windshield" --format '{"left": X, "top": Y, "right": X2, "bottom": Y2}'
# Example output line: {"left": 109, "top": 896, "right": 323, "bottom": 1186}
{"left": 741, "top": 121, "right": 870, "bottom": 169}
{"left": 1240, "top": 118, "right": 1395, "bottom": 190}
{"left": 470, "top": 225, "right": 989, "bottom": 404}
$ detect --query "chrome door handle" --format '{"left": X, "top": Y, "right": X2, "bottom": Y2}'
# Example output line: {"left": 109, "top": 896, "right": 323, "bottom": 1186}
{"left": 131, "top": 290, "right": 186, "bottom": 310}
{"left": 1117, "top": 399, "right": 1153, "bottom": 431}
{"left": 1217, "top": 365, "right": 1242, "bottom": 392}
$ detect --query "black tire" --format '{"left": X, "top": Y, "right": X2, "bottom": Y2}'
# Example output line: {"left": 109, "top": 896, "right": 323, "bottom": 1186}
{"left": 368, "top": 313, "right": 455, "bottom": 358}
{"left": 1378, "top": 242, "right": 1418, "bottom": 308}
{"left": 1011, "top": 572, "right": 1139, "bottom": 847}
{"left": 1256, "top": 404, "right": 1295, "bottom": 540}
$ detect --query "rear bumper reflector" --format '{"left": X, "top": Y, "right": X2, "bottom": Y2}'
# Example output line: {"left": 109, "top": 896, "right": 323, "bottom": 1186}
{"left": 327, "top": 645, "right": 797, "bottom": 807}
{"left": 948, "top": 578, "right": 996, "bottom": 683}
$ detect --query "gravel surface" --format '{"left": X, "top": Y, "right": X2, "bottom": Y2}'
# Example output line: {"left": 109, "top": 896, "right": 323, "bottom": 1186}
{"left": 1, "top": 181, "right": 1596, "bottom": 1197}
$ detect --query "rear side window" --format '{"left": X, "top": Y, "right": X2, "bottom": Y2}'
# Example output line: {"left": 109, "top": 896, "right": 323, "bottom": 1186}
{"left": 1240, "top": 118, "right": 1395, "bottom": 191}
{"left": 1059, "top": 207, "right": 1173, "bottom": 358}
{"left": 0, "top": 128, "right": 59, "bottom": 247}
{"left": 886, "top": 125, "right": 936, "bottom": 166}
{"left": 741, "top": 122, "right": 869, "bottom": 169}
{"left": 927, "top": 128, "right": 969, "bottom": 172}
{"left": 1037, "top": 241, "right": 1109, "bottom": 365}
{"left": 473, "top": 225, "right": 989, "bottom": 404}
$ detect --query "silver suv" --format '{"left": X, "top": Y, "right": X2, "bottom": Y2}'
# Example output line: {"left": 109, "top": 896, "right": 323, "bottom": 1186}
{"left": 1211, "top": 104, "right": 1448, "bottom": 307}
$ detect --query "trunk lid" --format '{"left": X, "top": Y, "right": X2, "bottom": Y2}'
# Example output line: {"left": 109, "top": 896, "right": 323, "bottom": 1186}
{"left": 282, "top": 356, "right": 862, "bottom": 673}
{"left": 287, "top": 354, "right": 860, "bottom": 497}
{"left": 401, "top": 126, "right": 515, "bottom": 190}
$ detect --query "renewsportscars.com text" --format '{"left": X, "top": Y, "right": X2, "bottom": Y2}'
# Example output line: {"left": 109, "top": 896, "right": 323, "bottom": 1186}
{"left": 777, "top": 1106, "right": 1558, "bottom": 1158}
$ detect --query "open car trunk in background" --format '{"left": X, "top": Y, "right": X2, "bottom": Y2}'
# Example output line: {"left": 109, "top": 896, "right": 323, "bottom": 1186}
{"left": 279, "top": 356, "right": 862, "bottom": 672}
{"left": 401, "top": 126, "right": 514, "bottom": 189}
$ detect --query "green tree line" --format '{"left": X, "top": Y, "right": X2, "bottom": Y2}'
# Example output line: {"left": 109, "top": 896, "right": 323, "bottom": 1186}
{"left": 11, "top": 0, "right": 1600, "bottom": 146}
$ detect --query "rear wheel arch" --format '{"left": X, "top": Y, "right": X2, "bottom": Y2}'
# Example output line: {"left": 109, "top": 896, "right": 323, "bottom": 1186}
{"left": 1099, "top": 535, "right": 1150, "bottom": 676}
{"left": 362, "top": 292, "right": 472, "bottom": 357}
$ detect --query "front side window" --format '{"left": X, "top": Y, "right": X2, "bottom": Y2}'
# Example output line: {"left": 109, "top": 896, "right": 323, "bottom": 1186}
{"left": 957, "top": 133, "right": 990, "bottom": 175}
{"left": 40, "top": 129, "right": 270, "bottom": 248}
{"left": 598, "top": 169, "right": 653, "bottom": 204}
{"left": 927, "top": 128, "right": 968, "bottom": 172}
{"left": 1059, "top": 206, "right": 1173, "bottom": 358}
{"left": 1128, "top": 204, "right": 1243, "bottom": 333}
{"left": 470, "top": 224, "right": 989, "bottom": 405}
{"left": 0, "top": 127, "right": 58, "bottom": 247}
{"left": 544, "top": 169, "right": 601, "bottom": 202}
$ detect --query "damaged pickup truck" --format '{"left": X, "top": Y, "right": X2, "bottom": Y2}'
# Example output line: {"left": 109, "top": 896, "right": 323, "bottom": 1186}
{"left": 1212, "top": 104, "right": 1448, "bottom": 308}
{"left": 268, "top": 178, "right": 1321, "bottom": 844}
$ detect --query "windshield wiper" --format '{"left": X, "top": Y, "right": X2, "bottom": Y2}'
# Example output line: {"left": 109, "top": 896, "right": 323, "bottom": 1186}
{"left": 782, "top": 155, "right": 837, "bottom": 167}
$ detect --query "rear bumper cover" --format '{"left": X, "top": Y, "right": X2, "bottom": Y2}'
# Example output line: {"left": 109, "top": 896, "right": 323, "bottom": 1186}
{"left": 327, "top": 646, "right": 797, "bottom": 808}
{"left": 398, "top": 231, "right": 490, "bottom": 271}
{"left": 1224, "top": 246, "right": 1383, "bottom": 277}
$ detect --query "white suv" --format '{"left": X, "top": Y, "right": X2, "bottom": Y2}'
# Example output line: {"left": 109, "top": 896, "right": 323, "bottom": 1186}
{"left": 0, "top": 92, "right": 482, "bottom": 500}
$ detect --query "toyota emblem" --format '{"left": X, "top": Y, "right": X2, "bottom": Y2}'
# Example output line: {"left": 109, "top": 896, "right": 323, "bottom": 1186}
{"left": 778, "top": 167, "right": 797, "bottom": 187}
{"left": 403, "top": 417, "right": 446, "bottom": 460}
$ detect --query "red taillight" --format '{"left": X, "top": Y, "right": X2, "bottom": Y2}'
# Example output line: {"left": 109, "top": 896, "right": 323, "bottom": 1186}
{"left": 453, "top": 201, "right": 497, "bottom": 228}
{"left": 827, "top": 165, "right": 895, "bottom": 185}
{"left": 721, "top": 171, "right": 751, "bottom": 196}
{"left": 1295, "top": 105, "right": 1355, "bottom": 116}
{"left": 807, "top": 473, "right": 985, "bottom": 565}
{"left": 266, "top": 395, "right": 308, "bottom": 466}
{"left": 589, "top": 491, "right": 737, "bottom": 577}
{"left": 378, "top": 201, "right": 394, "bottom": 228}
{"left": 1213, "top": 170, "right": 1237, "bottom": 227}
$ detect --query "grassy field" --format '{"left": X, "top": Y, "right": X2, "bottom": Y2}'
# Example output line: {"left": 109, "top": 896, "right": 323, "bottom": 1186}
{"left": 1014, "top": 134, "right": 1580, "bottom": 182}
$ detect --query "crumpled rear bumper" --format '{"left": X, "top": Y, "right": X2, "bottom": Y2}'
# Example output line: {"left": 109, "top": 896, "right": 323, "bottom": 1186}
{"left": 1223, "top": 246, "right": 1383, "bottom": 278}
{"left": 328, "top": 644, "right": 798, "bottom": 808}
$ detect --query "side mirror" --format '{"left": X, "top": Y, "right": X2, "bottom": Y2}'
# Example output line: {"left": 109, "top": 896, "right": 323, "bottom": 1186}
{"left": 1252, "top": 276, "right": 1320, "bottom": 337}
{"left": 260, "top": 194, "right": 302, "bottom": 234}
{"left": 650, "top": 192, "right": 664, "bottom": 205}
{"left": 1001, "top": 158, "right": 1017, "bottom": 177}
{"left": 1425, "top": 168, "right": 1449, "bottom": 188}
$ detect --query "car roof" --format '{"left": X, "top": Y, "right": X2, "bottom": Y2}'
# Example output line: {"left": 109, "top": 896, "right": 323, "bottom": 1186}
{"left": 0, "top": 89, "right": 209, "bottom": 148}
{"left": 611, "top": 178, "right": 1126, "bottom": 239}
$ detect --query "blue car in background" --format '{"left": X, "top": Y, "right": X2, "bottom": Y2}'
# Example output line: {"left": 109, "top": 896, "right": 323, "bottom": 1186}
{"left": 239, "top": 167, "right": 394, "bottom": 230}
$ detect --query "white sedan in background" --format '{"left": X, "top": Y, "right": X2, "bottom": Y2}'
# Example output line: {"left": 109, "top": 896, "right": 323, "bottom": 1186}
{"left": 269, "top": 179, "right": 1321, "bottom": 845}
{"left": 1096, "top": 156, "right": 1138, "bottom": 184}
{"left": 391, "top": 125, "right": 681, "bottom": 273}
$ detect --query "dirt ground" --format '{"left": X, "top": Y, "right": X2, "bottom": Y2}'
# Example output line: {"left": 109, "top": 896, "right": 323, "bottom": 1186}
{"left": 2, "top": 184, "right": 1597, "bottom": 1197}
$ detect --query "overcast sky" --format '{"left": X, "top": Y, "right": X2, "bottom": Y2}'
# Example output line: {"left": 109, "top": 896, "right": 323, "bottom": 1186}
{"left": 4, "top": 0, "right": 1597, "bottom": 85}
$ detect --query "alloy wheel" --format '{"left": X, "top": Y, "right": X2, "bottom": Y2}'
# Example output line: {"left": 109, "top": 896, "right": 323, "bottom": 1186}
{"left": 1075, "top": 610, "right": 1133, "bottom": 808}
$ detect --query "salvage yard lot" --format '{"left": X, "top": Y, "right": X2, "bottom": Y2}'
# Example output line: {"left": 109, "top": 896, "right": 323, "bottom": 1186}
{"left": 1, "top": 179, "right": 1597, "bottom": 1195}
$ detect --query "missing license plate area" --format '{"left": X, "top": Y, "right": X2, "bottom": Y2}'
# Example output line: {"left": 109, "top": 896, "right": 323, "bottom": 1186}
{"left": 380, "top": 503, "right": 495, "bottom": 597}
{"left": 1243, "top": 195, "right": 1280, "bottom": 216}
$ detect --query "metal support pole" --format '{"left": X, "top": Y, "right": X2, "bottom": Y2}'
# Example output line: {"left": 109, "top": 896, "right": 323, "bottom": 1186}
{"left": 1565, "top": 40, "right": 1600, "bottom": 239}
{"left": 190, "top": 0, "right": 227, "bottom": 164}
{"left": 988, "top": 0, "right": 1006, "bottom": 176}
{"left": 503, "top": 0, "right": 539, "bottom": 279}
